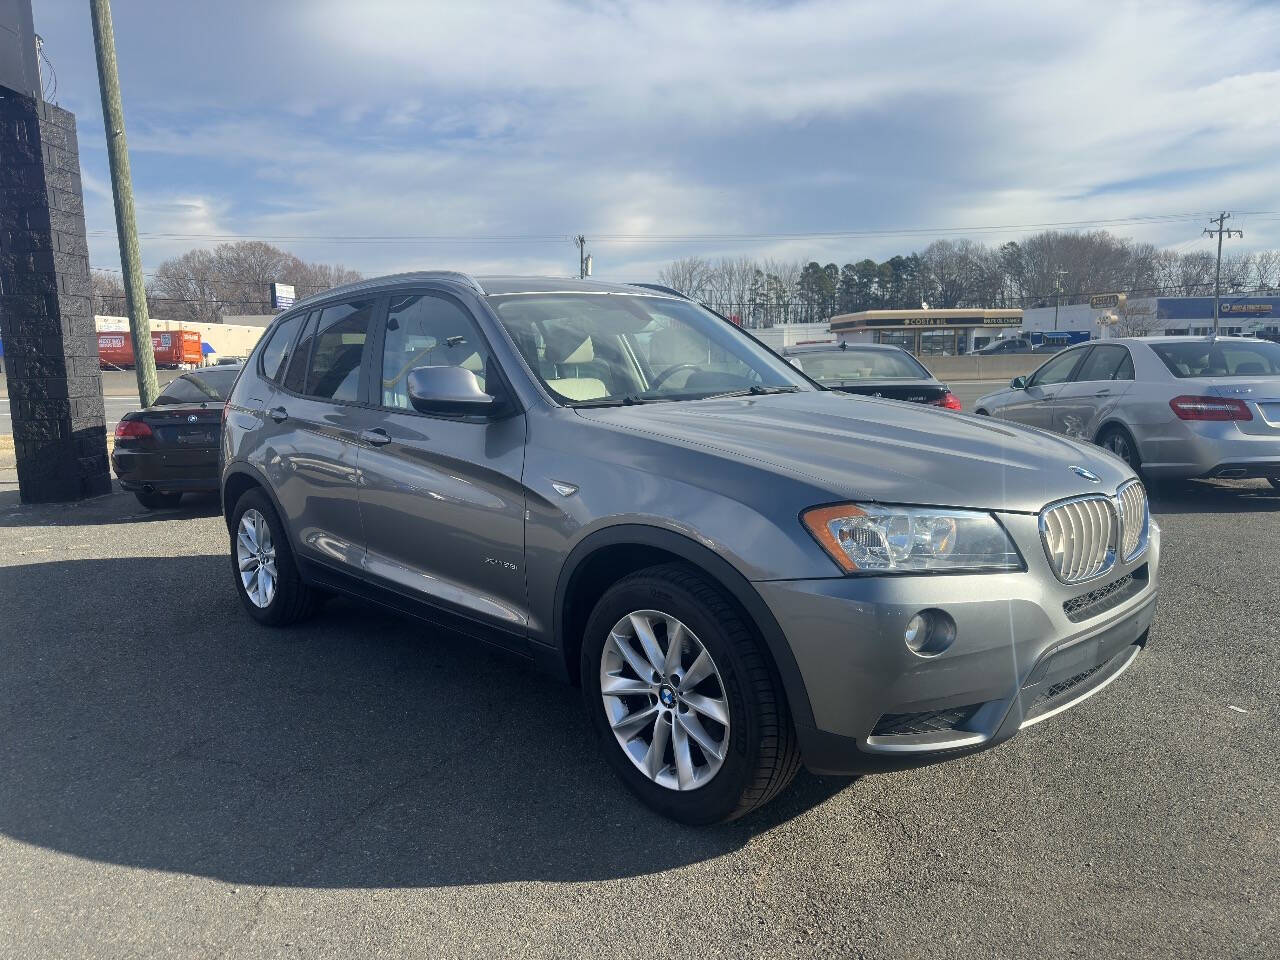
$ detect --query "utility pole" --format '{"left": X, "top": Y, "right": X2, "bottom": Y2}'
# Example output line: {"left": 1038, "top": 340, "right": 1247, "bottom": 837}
{"left": 574, "top": 234, "right": 587, "bottom": 279}
{"left": 90, "top": 0, "right": 158, "bottom": 406}
{"left": 1204, "top": 212, "right": 1243, "bottom": 336}
{"left": 1052, "top": 268, "right": 1068, "bottom": 331}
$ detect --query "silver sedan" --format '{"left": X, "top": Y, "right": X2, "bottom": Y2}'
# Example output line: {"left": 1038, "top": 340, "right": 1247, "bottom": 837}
{"left": 974, "top": 336, "right": 1280, "bottom": 486}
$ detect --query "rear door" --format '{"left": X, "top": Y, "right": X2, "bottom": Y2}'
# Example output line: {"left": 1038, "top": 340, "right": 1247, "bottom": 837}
{"left": 1052, "top": 344, "right": 1135, "bottom": 441}
{"left": 996, "top": 346, "right": 1088, "bottom": 430}
{"left": 257, "top": 297, "right": 382, "bottom": 572}
{"left": 353, "top": 287, "right": 530, "bottom": 639}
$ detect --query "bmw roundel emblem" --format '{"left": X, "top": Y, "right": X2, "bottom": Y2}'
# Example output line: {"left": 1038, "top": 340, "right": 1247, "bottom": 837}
{"left": 188, "top": 414, "right": 199, "bottom": 423}
{"left": 1070, "top": 465, "right": 1101, "bottom": 483}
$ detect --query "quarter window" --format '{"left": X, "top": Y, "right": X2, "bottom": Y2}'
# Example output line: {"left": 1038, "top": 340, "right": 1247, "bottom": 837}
{"left": 299, "top": 299, "right": 377, "bottom": 402}
{"left": 259, "top": 311, "right": 305, "bottom": 383}
{"left": 380, "top": 292, "right": 491, "bottom": 409}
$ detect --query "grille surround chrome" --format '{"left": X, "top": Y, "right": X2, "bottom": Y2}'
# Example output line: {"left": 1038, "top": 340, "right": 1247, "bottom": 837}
{"left": 1039, "top": 482, "right": 1150, "bottom": 585}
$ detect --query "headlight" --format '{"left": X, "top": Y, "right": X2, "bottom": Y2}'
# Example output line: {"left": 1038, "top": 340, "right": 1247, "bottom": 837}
{"left": 801, "top": 503, "right": 1022, "bottom": 574}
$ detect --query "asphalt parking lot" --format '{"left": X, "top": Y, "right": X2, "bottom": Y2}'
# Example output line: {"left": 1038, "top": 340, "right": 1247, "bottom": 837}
{"left": 1, "top": 469, "right": 1278, "bottom": 958}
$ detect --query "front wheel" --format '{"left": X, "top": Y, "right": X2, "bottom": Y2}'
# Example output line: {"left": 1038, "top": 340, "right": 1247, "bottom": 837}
{"left": 581, "top": 563, "right": 800, "bottom": 824}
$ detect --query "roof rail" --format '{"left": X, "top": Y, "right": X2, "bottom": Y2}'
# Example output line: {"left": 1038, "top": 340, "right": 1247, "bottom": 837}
{"left": 290, "top": 270, "right": 486, "bottom": 311}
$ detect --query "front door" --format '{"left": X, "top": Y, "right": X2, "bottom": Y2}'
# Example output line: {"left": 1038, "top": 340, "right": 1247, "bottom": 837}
{"left": 354, "top": 288, "right": 529, "bottom": 638}
{"left": 999, "top": 347, "right": 1089, "bottom": 430}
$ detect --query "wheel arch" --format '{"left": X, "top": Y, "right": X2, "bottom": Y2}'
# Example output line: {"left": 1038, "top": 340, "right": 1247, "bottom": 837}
{"left": 553, "top": 524, "right": 816, "bottom": 730}
{"left": 222, "top": 463, "right": 284, "bottom": 534}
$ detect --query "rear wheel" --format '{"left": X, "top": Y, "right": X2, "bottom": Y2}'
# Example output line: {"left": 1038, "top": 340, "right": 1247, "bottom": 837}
{"left": 135, "top": 490, "right": 182, "bottom": 509}
{"left": 1098, "top": 424, "right": 1141, "bottom": 472}
{"left": 581, "top": 563, "right": 800, "bottom": 825}
{"left": 229, "top": 489, "right": 320, "bottom": 626}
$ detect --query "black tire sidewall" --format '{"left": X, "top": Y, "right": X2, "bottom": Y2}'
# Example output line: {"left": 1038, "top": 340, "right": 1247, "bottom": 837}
{"left": 580, "top": 568, "right": 766, "bottom": 825}
{"left": 229, "top": 489, "right": 304, "bottom": 626}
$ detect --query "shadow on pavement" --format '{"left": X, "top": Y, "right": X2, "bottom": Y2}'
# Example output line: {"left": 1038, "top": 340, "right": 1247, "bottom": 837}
{"left": 1148, "top": 478, "right": 1280, "bottom": 515}
{"left": 0, "top": 554, "right": 853, "bottom": 889}
{"left": 0, "top": 489, "right": 223, "bottom": 527}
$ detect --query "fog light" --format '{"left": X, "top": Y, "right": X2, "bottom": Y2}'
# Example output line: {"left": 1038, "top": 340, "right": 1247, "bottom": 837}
{"left": 904, "top": 610, "right": 956, "bottom": 657}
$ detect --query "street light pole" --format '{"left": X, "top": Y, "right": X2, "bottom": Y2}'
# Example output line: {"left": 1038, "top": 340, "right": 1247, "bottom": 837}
{"left": 89, "top": 0, "right": 158, "bottom": 406}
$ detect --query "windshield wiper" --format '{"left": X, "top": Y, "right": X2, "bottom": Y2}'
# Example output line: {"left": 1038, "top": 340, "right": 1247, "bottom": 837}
{"left": 571, "top": 394, "right": 652, "bottom": 408}
{"left": 699, "top": 385, "right": 802, "bottom": 401}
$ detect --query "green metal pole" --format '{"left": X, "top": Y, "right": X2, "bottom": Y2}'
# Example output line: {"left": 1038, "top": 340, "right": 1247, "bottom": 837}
{"left": 89, "top": 0, "right": 158, "bottom": 406}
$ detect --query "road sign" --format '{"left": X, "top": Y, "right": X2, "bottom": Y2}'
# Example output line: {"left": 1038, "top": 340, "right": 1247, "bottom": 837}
{"left": 271, "top": 282, "right": 296, "bottom": 311}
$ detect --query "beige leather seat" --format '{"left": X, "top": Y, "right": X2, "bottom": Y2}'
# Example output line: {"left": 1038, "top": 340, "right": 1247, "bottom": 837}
{"left": 544, "top": 331, "right": 608, "bottom": 400}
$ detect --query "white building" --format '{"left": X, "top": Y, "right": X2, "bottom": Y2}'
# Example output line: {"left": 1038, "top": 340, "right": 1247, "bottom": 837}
{"left": 1021, "top": 295, "right": 1280, "bottom": 340}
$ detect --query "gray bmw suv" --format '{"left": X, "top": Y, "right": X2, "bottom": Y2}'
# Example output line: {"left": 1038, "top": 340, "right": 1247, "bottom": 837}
{"left": 221, "top": 273, "right": 1160, "bottom": 824}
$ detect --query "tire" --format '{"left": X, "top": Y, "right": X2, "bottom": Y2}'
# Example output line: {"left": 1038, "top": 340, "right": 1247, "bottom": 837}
{"left": 581, "top": 562, "right": 800, "bottom": 825}
{"left": 1269, "top": 478, "right": 1280, "bottom": 492}
{"left": 974, "top": 408, "right": 990, "bottom": 416}
{"left": 1097, "top": 424, "right": 1142, "bottom": 474}
{"left": 229, "top": 488, "right": 320, "bottom": 626}
{"left": 135, "top": 490, "right": 182, "bottom": 509}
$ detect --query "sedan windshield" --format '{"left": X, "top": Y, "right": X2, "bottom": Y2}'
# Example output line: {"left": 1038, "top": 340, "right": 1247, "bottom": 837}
{"left": 788, "top": 348, "right": 929, "bottom": 382}
{"left": 487, "top": 293, "right": 811, "bottom": 405}
{"left": 1149, "top": 340, "right": 1280, "bottom": 378}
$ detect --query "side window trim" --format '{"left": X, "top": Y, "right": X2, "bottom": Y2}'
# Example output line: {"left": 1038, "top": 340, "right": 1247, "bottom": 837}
{"left": 1029, "top": 346, "right": 1086, "bottom": 387}
{"left": 276, "top": 297, "right": 385, "bottom": 406}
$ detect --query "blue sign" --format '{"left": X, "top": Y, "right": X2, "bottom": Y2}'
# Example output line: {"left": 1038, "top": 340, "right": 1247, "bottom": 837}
{"left": 1156, "top": 296, "right": 1280, "bottom": 321}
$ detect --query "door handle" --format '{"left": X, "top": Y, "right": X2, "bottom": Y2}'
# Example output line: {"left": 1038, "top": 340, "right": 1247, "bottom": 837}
{"left": 268, "top": 405, "right": 288, "bottom": 423}
{"left": 1094, "top": 390, "right": 1112, "bottom": 397}
{"left": 360, "top": 428, "right": 392, "bottom": 446}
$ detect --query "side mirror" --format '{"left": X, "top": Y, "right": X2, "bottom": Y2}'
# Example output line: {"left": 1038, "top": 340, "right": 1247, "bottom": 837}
{"left": 407, "top": 366, "right": 495, "bottom": 415}
{"left": 1010, "top": 375, "right": 1028, "bottom": 389}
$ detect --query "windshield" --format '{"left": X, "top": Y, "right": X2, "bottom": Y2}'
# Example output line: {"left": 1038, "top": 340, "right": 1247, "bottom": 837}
{"left": 1149, "top": 340, "right": 1280, "bottom": 378}
{"left": 788, "top": 348, "right": 929, "bottom": 381}
{"left": 152, "top": 368, "right": 239, "bottom": 405}
{"left": 487, "top": 293, "right": 810, "bottom": 405}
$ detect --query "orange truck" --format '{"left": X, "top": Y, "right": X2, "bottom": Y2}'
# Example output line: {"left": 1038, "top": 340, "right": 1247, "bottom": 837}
{"left": 98, "top": 329, "right": 203, "bottom": 369}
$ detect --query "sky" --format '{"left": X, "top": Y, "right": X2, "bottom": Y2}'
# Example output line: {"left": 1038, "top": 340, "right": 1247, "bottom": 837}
{"left": 29, "top": 0, "right": 1280, "bottom": 283}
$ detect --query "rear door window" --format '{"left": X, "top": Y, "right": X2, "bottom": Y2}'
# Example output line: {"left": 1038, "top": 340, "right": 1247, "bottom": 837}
{"left": 299, "top": 299, "right": 378, "bottom": 402}
{"left": 1073, "top": 345, "right": 1129, "bottom": 382}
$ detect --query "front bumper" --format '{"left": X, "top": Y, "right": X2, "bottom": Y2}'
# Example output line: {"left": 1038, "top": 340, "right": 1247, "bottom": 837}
{"left": 755, "top": 512, "right": 1160, "bottom": 775}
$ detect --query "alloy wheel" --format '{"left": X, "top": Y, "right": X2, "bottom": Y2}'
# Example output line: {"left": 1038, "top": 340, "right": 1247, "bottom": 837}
{"left": 236, "top": 508, "right": 278, "bottom": 608}
{"left": 1105, "top": 431, "right": 1134, "bottom": 466}
{"left": 600, "top": 609, "right": 730, "bottom": 791}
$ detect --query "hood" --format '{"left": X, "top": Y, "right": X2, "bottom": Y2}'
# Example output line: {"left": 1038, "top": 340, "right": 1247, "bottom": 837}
{"left": 575, "top": 391, "right": 1133, "bottom": 514}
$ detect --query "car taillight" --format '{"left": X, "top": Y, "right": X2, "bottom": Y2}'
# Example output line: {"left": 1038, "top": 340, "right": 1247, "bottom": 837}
{"left": 932, "top": 391, "right": 963, "bottom": 411}
{"left": 114, "top": 419, "right": 153, "bottom": 439}
{"left": 1169, "top": 395, "right": 1253, "bottom": 422}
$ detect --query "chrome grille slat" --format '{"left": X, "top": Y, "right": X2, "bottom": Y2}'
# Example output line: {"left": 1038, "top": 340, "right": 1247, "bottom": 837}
{"left": 1117, "top": 480, "right": 1149, "bottom": 561}
{"left": 1039, "top": 493, "right": 1116, "bottom": 584}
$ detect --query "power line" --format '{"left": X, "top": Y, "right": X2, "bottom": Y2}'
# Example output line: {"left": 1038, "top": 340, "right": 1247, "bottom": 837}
{"left": 81, "top": 210, "right": 1280, "bottom": 247}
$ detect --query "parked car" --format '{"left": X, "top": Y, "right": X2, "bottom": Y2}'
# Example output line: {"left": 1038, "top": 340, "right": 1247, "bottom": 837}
{"left": 973, "top": 337, "right": 1280, "bottom": 487}
{"left": 112, "top": 364, "right": 243, "bottom": 508}
{"left": 221, "top": 274, "right": 1158, "bottom": 824}
{"left": 781, "top": 342, "right": 961, "bottom": 409}
{"left": 974, "top": 338, "right": 1034, "bottom": 355}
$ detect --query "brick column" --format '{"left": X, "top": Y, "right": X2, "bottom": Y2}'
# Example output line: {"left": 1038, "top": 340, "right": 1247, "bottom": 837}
{"left": 0, "top": 84, "right": 110, "bottom": 503}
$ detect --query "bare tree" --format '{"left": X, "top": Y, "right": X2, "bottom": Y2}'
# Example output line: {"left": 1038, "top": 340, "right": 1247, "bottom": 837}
{"left": 1111, "top": 298, "right": 1160, "bottom": 337}
{"left": 91, "top": 269, "right": 128, "bottom": 316}
{"left": 657, "top": 257, "right": 712, "bottom": 300}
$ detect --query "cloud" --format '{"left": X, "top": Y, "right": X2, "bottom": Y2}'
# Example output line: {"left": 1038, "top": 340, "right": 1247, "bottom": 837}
{"left": 32, "top": 0, "right": 1280, "bottom": 280}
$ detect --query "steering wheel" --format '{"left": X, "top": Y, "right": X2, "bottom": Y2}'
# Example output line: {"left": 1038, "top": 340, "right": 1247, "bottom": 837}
{"left": 649, "top": 363, "right": 703, "bottom": 389}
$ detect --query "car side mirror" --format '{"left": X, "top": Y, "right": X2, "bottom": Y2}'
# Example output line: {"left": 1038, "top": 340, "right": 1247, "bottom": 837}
{"left": 407, "top": 366, "right": 496, "bottom": 415}
{"left": 1010, "top": 375, "right": 1028, "bottom": 389}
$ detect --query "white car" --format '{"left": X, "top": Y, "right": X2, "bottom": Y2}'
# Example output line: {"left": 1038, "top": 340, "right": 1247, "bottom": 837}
{"left": 974, "top": 337, "right": 1280, "bottom": 487}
